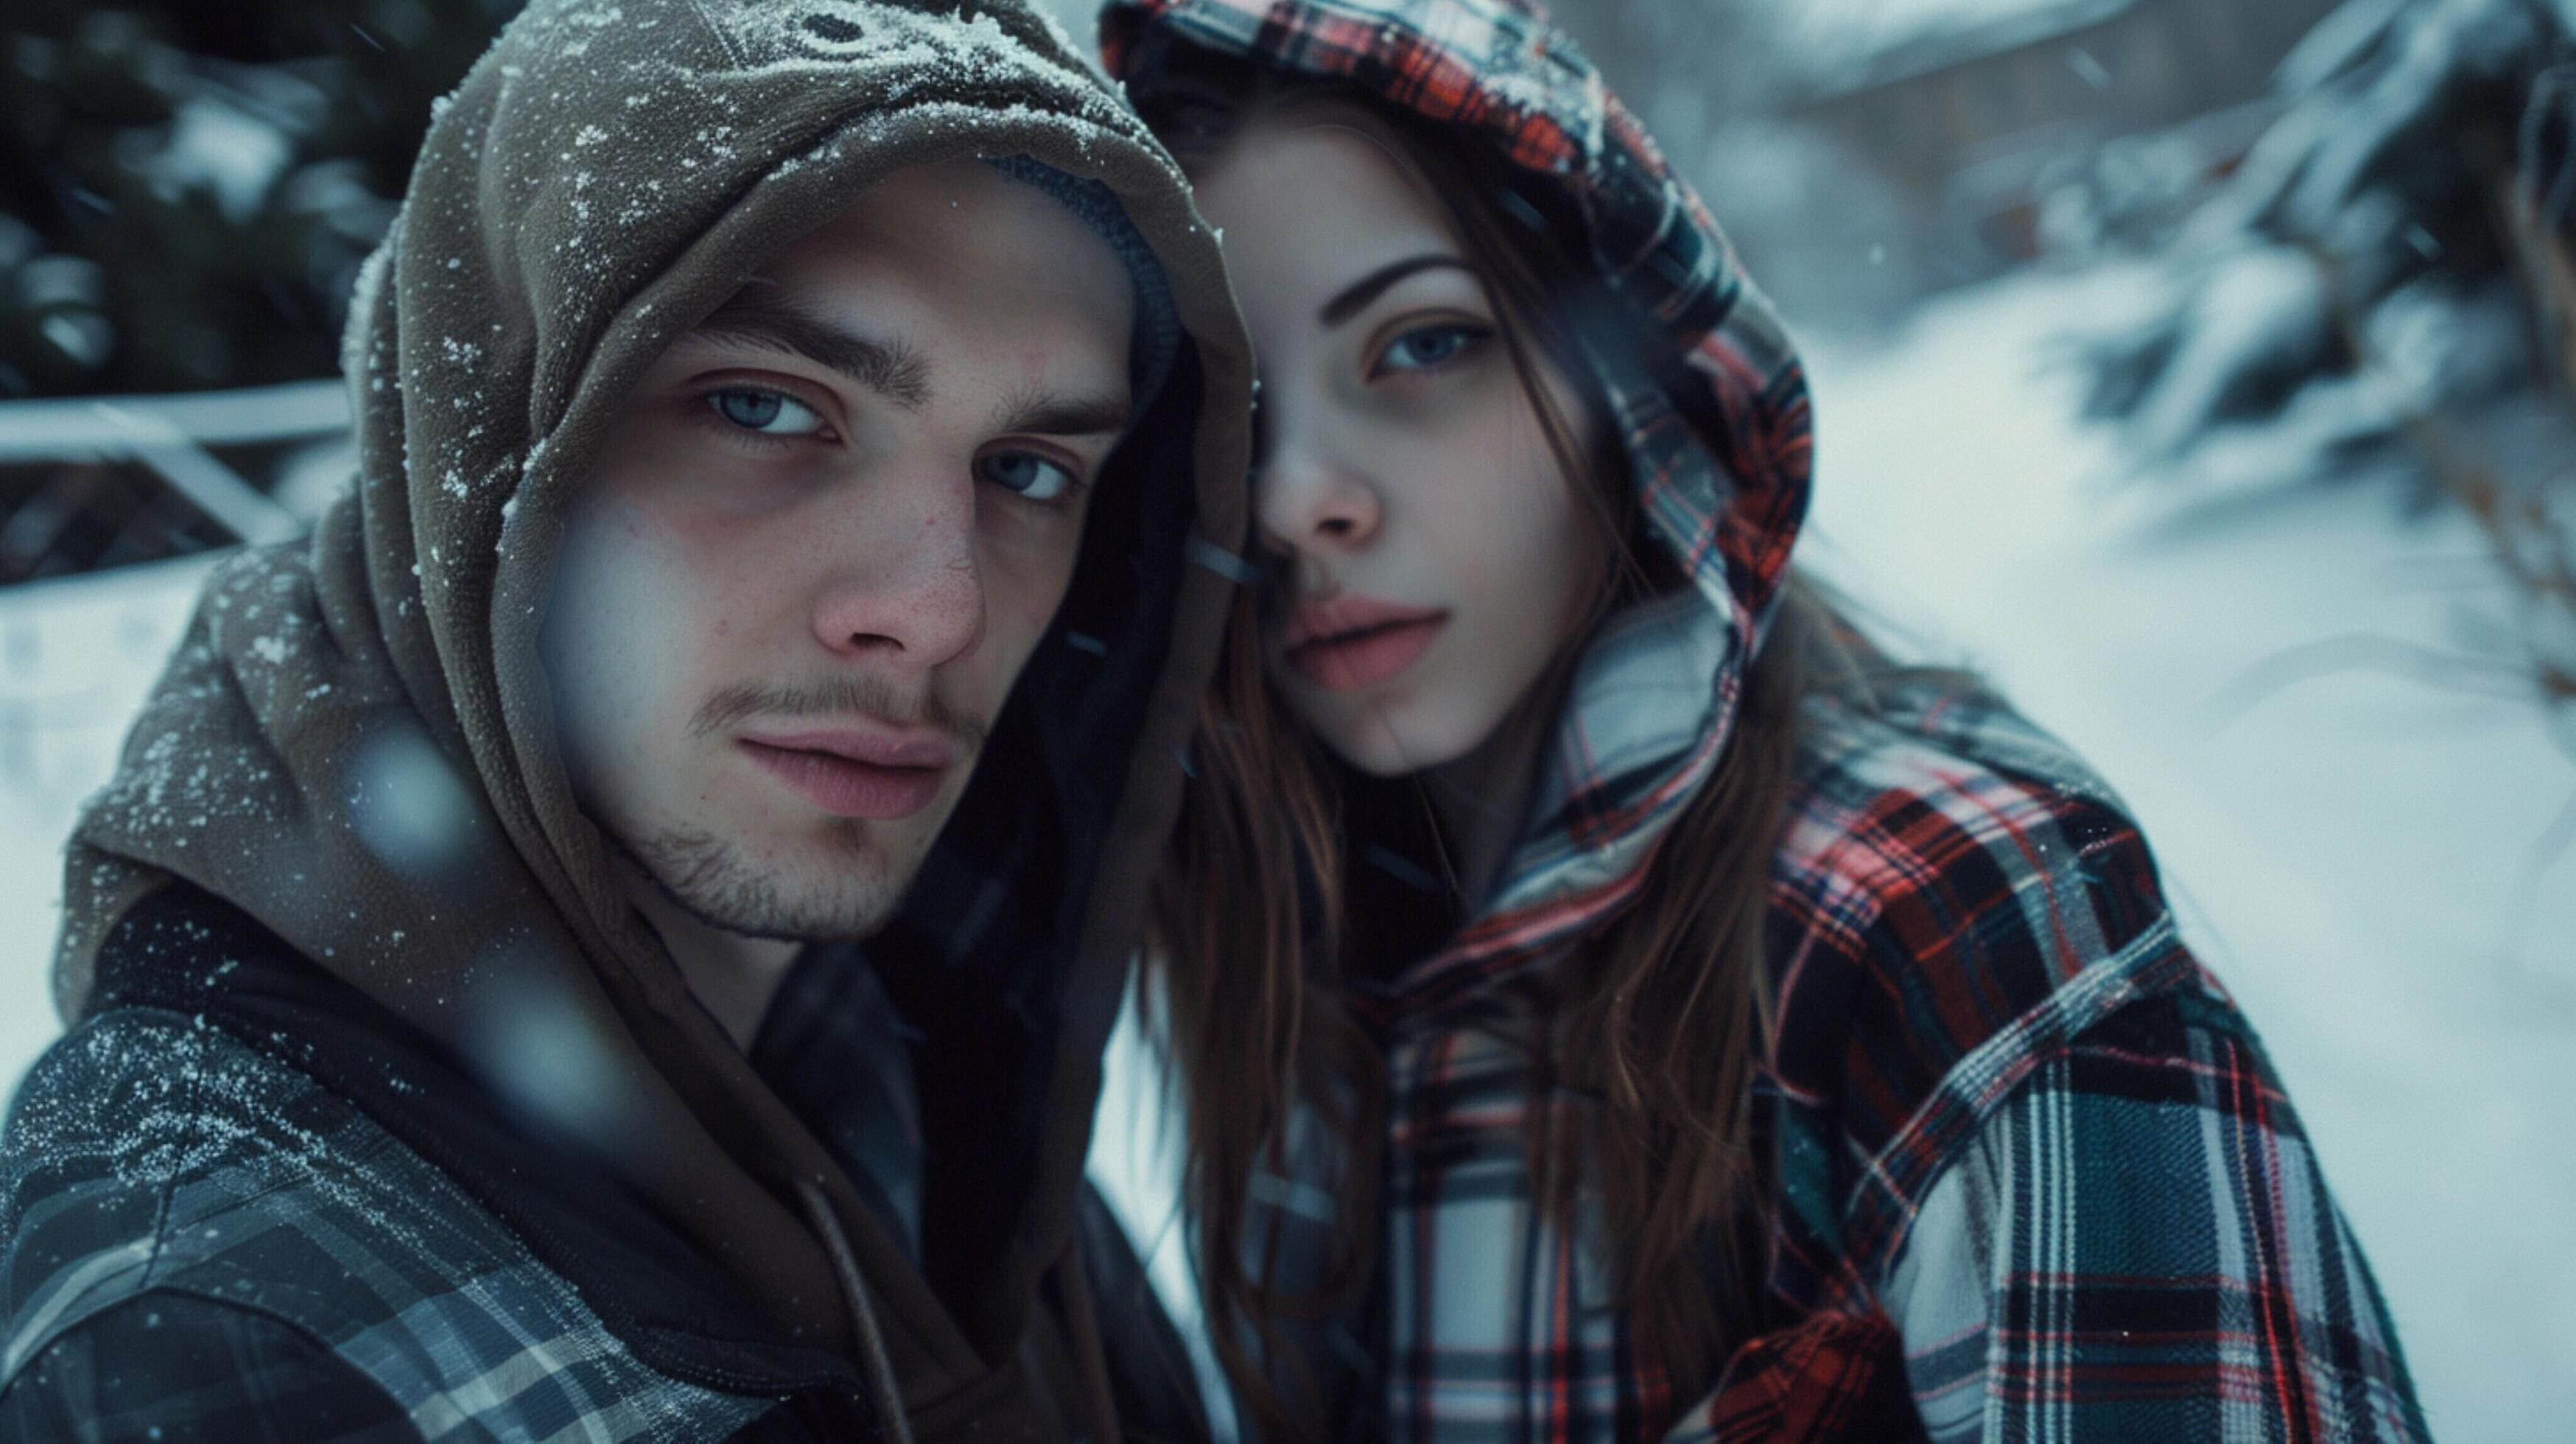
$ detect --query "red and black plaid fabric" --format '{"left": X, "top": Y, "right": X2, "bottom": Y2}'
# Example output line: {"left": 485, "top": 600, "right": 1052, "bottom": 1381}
{"left": 1105, "top": 3, "right": 2425, "bottom": 1440}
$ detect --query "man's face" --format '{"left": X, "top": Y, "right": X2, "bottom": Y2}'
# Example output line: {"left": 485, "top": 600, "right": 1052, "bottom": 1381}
{"left": 541, "top": 159, "right": 1136, "bottom": 941}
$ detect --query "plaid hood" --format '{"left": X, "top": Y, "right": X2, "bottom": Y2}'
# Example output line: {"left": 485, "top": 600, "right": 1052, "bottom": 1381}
{"left": 1104, "top": 0, "right": 1813, "bottom": 1014}
{"left": 51, "top": 0, "right": 1252, "bottom": 1420}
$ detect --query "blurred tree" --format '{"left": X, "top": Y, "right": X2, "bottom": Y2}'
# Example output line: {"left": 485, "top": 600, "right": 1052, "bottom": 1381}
{"left": 0, "top": 0, "right": 521, "bottom": 396}
{"left": 2079, "top": 0, "right": 2559, "bottom": 469}
{"left": 2081, "top": 0, "right": 2574, "bottom": 760}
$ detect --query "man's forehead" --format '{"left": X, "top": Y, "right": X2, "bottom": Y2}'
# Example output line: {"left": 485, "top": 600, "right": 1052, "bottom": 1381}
{"left": 700, "top": 270, "right": 1126, "bottom": 375}
{"left": 780, "top": 160, "right": 1131, "bottom": 284}
{"left": 748, "top": 175, "right": 1130, "bottom": 348}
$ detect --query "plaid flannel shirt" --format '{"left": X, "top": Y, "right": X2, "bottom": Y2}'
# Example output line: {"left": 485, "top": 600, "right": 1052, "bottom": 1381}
{"left": 0, "top": 1004, "right": 781, "bottom": 1442}
{"left": 1104, "top": 2, "right": 2426, "bottom": 1439}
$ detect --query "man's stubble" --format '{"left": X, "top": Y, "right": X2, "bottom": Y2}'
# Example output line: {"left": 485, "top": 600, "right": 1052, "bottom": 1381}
{"left": 623, "top": 810, "right": 934, "bottom": 942}
{"left": 614, "top": 673, "right": 991, "bottom": 943}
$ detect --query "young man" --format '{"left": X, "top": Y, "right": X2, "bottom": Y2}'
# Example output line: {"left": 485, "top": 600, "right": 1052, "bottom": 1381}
{"left": 0, "top": 1, "right": 1250, "bottom": 1438}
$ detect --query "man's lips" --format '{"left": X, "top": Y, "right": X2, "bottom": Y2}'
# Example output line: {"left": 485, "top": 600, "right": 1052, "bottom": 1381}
{"left": 737, "top": 728, "right": 955, "bottom": 819}
{"left": 1282, "top": 594, "right": 1449, "bottom": 693}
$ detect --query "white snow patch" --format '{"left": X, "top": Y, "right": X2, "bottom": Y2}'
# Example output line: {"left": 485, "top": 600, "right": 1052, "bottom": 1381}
{"left": 147, "top": 98, "right": 297, "bottom": 227}
{"left": 1783, "top": 0, "right": 2133, "bottom": 94}
{"left": 0, "top": 555, "right": 222, "bottom": 1096}
{"left": 1089, "top": 981, "right": 1240, "bottom": 1442}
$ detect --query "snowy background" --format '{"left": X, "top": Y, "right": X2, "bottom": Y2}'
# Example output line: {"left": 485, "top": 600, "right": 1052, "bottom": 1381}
{"left": 8, "top": 0, "right": 2576, "bottom": 1437}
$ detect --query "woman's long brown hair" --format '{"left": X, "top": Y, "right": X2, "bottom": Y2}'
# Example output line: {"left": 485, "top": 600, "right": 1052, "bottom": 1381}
{"left": 1145, "top": 65, "right": 1870, "bottom": 1440}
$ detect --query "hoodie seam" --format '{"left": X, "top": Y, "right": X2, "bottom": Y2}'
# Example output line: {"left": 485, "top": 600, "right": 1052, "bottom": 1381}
{"left": 681, "top": 0, "right": 751, "bottom": 69}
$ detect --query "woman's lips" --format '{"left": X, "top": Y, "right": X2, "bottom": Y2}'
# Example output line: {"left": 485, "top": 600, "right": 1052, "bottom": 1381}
{"left": 1283, "top": 596, "right": 1449, "bottom": 693}
{"left": 737, "top": 730, "right": 952, "bottom": 819}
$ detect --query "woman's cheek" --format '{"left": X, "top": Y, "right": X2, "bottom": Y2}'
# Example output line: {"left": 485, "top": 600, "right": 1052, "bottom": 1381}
{"left": 1460, "top": 409, "right": 1569, "bottom": 599}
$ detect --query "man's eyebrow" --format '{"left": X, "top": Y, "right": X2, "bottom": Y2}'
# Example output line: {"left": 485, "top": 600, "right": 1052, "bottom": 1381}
{"left": 997, "top": 390, "right": 1134, "bottom": 439}
{"left": 1319, "top": 253, "right": 1473, "bottom": 327}
{"left": 687, "top": 295, "right": 933, "bottom": 411}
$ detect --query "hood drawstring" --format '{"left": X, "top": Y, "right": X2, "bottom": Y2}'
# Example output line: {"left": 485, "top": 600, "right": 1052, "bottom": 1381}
{"left": 798, "top": 1179, "right": 916, "bottom": 1444}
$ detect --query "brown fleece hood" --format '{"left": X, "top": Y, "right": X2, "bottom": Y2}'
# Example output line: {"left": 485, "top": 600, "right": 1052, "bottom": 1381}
{"left": 54, "top": 0, "right": 1250, "bottom": 1431}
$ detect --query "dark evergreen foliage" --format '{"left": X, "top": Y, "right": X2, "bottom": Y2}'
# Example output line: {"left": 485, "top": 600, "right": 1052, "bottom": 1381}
{"left": 0, "top": 1, "right": 519, "bottom": 396}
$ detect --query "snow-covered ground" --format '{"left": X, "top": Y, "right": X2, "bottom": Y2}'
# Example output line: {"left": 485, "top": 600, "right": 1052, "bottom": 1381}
{"left": 0, "top": 553, "right": 214, "bottom": 1101}
{"left": 4, "top": 266, "right": 2567, "bottom": 1434}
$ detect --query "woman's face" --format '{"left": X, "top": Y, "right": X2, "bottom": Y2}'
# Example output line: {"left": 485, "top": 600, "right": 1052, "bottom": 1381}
{"left": 1194, "top": 115, "right": 1596, "bottom": 777}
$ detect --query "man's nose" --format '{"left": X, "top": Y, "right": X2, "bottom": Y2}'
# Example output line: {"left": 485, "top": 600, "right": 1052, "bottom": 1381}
{"left": 809, "top": 468, "right": 986, "bottom": 673}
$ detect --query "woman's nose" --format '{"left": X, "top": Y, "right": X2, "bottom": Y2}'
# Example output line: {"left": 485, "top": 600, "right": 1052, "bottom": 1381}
{"left": 1256, "top": 442, "right": 1385, "bottom": 555}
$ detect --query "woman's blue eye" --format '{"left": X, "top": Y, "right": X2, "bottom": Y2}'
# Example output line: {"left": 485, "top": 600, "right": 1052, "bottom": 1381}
{"left": 709, "top": 388, "right": 825, "bottom": 436}
{"left": 976, "top": 451, "right": 1078, "bottom": 502}
{"left": 1376, "top": 323, "right": 1486, "bottom": 374}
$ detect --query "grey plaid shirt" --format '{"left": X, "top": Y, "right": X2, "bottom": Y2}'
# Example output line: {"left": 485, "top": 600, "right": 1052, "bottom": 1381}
{"left": 0, "top": 1007, "right": 782, "bottom": 1441}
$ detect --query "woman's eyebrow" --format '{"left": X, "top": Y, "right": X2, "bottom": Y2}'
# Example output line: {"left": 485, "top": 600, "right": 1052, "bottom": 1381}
{"left": 1318, "top": 253, "right": 1473, "bottom": 328}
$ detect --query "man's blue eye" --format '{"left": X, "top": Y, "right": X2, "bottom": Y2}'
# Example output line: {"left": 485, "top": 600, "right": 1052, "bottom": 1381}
{"left": 976, "top": 451, "right": 1077, "bottom": 502}
{"left": 709, "top": 388, "right": 824, "bottom": 435}
{"left": 1377, "top": 323, "right": 1484, "bottom": 373}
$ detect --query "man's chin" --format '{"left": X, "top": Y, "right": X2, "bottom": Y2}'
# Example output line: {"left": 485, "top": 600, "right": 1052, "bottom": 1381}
{"left": 629, "top": 822, "right": 925, "bottom": 942}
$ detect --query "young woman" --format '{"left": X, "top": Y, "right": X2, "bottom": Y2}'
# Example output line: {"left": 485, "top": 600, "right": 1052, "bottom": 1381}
{"left": 1102, "top": 1, "right": 2426, "bottom": 1439}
